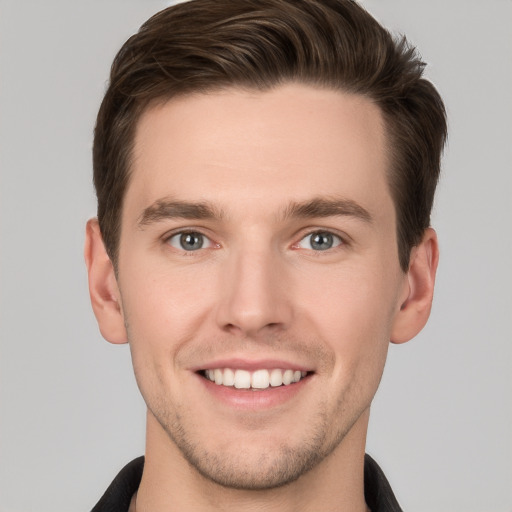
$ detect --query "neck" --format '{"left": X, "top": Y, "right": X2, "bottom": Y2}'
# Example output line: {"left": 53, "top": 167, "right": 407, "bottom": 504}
{"left": 134, "top": 409, "right": 371, "bottom": 512}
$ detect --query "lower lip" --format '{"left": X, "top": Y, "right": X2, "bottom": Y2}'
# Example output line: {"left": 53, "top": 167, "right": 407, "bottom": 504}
{"left": 197, "top": 373, "right": 311, "bottom": 410}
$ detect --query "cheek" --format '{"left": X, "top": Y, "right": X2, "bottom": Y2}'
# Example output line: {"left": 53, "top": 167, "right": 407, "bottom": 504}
{"left": 117, "top": 264, "right": 218, "bottom": 400}
{"left": 298, "top": 262, "right": 399, "bottom": 335}
{"left": 296, "top": 263, "right": 399, "bottom": 381}
{"left": 120, "top": 259, "right": 215, "bottom": 338}
{"left": 120, "top": 267, "right": 209, "bottom": 400}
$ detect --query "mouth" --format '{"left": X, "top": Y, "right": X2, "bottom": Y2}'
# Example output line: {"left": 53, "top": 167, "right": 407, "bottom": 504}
{"left": 199, "top": 368, "right": 310, "bottom": 390}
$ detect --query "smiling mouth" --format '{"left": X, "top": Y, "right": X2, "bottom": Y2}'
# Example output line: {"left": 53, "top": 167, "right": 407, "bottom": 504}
{"left": 200, "top": 368, "right": 309, "bottom": 390}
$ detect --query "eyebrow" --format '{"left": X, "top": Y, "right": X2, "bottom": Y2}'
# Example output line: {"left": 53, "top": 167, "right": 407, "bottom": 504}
{"left": 138, "top": 196, "right": 373, "bottom": 227}
{"left": 281, "top": 197, "right": 373, "bottom": 224}
{"left": 138, "top": 199, "right": 224, "bottom": 227}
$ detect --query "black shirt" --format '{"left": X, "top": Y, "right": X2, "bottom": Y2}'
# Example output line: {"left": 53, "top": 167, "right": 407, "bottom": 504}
{"left": 91, "top": 454, "right": 403, "bottom": 512}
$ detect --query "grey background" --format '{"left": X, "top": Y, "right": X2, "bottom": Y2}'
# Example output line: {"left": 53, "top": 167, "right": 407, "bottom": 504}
{"left": 0, "top": 1, "right": 510, "bottom": 511}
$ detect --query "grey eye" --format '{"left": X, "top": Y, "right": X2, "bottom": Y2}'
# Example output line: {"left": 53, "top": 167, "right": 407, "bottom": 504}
{"left": 168, "top": 232, "right": 210, "bottom": 251}
{"left": 298, "top": 231, "right": 342, "bottom": 251}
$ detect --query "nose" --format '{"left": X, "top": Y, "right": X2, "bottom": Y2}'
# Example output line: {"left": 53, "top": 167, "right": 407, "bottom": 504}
{"left": 215, "top": 246, "right": 293, "bottom": 337}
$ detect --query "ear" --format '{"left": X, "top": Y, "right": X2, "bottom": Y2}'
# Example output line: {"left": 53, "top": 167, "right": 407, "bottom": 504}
{"left": 84, "top": 218, "right": 127, "bottom": 344}
{"left": 390, "top": 227, "right": 439, "bottom": 344}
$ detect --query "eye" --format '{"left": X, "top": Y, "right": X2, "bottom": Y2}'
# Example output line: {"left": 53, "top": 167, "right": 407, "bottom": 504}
{"left": 297, "top": 231, "right": 343, "bottom": 251}
{"left": 167, "top": 231, "right": 213, "bottom": 251}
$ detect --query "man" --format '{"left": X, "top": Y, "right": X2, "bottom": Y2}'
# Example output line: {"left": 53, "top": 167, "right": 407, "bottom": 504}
{"left": 85, "top": 0, "right": 446, "bottom": 510}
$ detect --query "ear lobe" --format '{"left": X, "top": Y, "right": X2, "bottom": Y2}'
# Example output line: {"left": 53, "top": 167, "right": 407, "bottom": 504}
{"left": 84, "top": 218, "right": 128, "bottom": 344}
{"left": 390, "top": 227, "right": 439, "bottom": 344}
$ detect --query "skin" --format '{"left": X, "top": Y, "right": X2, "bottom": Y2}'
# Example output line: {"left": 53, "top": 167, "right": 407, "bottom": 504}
{"left": 85, "top": 84, "right": 438, "bottom": 512}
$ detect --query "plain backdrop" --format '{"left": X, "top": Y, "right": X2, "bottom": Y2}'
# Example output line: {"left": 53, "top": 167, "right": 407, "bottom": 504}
{"left": 0, "top": 1, "right": 510, "bottom": 511}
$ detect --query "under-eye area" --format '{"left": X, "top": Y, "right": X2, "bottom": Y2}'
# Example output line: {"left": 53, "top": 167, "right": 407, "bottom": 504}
{"left": 200, "top": 368, "right": 310, "bottom": 390}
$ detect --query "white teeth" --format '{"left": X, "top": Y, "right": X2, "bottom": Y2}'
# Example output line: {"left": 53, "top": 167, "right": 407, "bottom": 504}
{"left": 234, "top": 369, "right": 251, "bottom": 389}
{"left": 282, "top": 369, "right": 293, "bottom": 385}
{"left": 204, "top": 367, "right": 308, "bottom": 389}
{"left": 223, "top": 368, "right": 235, "bottom": 386}
{"left": 251, "top": 369, "right": 270, "bottom": 389}
{"left": 270, "top": 368, "right": 283, "bottom": 387}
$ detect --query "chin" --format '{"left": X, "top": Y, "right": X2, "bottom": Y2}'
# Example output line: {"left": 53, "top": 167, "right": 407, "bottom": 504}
{"left": 157, "top": 406, "right": 356, "bottom": 491}
{"left": 175, "top": 439, "right": 327, "bottom": 490}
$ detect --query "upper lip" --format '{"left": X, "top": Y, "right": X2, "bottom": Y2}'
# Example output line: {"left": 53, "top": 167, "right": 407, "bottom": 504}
{"left": 190, "top": 358, "right": 314, "bottom": 373}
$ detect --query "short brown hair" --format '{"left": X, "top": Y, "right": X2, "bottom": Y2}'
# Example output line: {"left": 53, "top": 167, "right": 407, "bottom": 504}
{"left": 93, "top": 0, "right": 447, "bottom": 271}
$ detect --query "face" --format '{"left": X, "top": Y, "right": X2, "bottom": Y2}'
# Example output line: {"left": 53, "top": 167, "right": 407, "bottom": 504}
{"left": 115, "top": 84, "right": 409, "bottom": 489}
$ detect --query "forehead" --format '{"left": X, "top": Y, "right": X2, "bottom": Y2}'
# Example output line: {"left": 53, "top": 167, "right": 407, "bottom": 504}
{"left": 126, "top": 84, "right": 392, "bottom": 224}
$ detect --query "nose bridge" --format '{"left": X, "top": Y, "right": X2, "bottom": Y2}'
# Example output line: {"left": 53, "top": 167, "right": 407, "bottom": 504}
{"left": 216, "top": 241, "right": 291, "bottom": 335}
